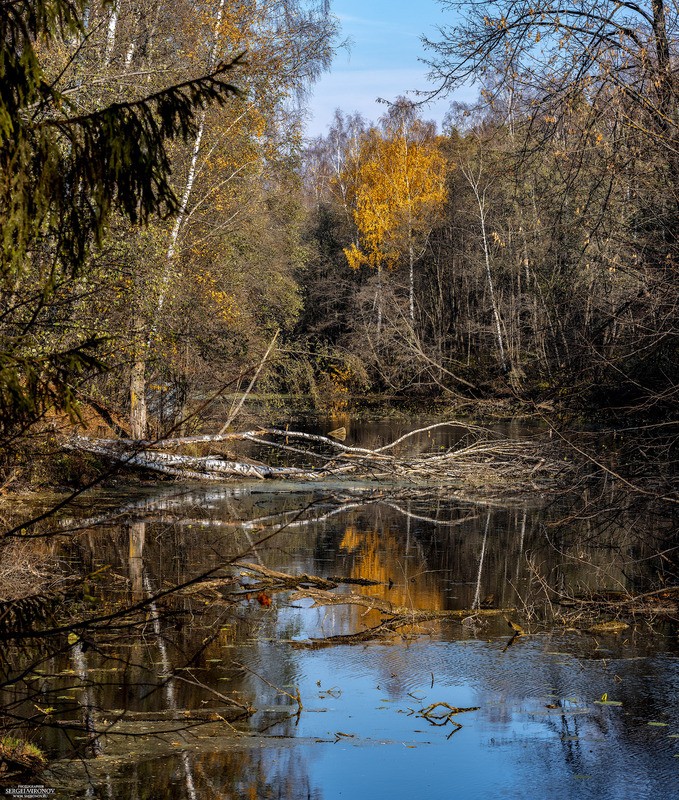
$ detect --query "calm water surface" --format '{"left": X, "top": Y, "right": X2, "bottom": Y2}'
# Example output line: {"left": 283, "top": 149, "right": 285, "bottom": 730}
{"left": 3, "top": 416, "right": 678, "bottom": 799}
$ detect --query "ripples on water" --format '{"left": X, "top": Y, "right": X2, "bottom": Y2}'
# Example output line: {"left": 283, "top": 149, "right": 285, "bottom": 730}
{"left": 2, "top": 416, "right": 678, "bottom": 799}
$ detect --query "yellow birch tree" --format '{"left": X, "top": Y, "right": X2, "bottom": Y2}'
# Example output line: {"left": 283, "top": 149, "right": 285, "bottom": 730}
{"left": 343, "top": 101, "right": 447, "bottom": 327}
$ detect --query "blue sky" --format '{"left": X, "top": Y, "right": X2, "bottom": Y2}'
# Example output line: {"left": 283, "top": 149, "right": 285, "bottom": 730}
{"left": 304, "top": 0, "right": 470, "bottom": 138}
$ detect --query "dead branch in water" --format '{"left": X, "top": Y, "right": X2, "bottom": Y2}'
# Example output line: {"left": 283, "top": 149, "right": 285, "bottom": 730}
{"left": 228, "top": 563, "right": 513, "bottom": 647}
{"left": 64, "top": 421, "right": 570, "bottom": 491}
{"left": 409, "top": 703, "right": 480, "bottom": 738}
{"left": 234, "top": 561, "right": 339, "bottom": 592}
{"left": 521, "top": 553, "right": 679, "bottom": 628}
{"left": 288, "top": 590, "right": 511, "bottom": 647}
{"left": 558, "top": 586, "right": 679, "bottom": 622}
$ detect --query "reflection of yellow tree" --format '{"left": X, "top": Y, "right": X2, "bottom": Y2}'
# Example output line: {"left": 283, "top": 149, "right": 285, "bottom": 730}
{"left": 343, "top": 102, "right": 447, "bottom": 327}
{"left": 339, "top": 524, "right": 444, "bottom": 630}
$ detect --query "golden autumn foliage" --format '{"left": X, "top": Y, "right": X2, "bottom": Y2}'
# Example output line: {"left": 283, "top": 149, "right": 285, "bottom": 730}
{"left": 342, "top": 116, "right": 447, "bottom": 272}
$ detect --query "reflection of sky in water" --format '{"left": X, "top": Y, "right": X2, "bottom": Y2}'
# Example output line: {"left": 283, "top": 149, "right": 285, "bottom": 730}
{"left": 44, "top": 473, "right": 679, "bottom": 800}
{"left": 60, "top": 623, "right": 679, "bottom": 798}
{"left": 245, "top": 638, "right": 678, "bottom": 800}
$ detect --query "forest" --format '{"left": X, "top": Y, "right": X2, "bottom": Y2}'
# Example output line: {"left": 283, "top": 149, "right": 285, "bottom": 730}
{"left": 1, "top": 0, "right": 677, "bottom": 479}
{"left": 0, "top": 0, "right": 678, "bottom": 795}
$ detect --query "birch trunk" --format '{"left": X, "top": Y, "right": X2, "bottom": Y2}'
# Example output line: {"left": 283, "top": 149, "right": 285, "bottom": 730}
{"left": 130, "top": 314, "right": 148, "bottom": 439}
{"left": 129, "top": 0, "right": 226, "bottom": 436}
{"left": 408, "top": 237, "right": 415, "bottom": 323}
{"left": 104, "top": 2, "right": 119, "bottom": 65}
{"left": 462, "top": 163, "right": 508, "bottom": 372}
{"left": 376, "top": 263, "right": 383, "bottom": 334}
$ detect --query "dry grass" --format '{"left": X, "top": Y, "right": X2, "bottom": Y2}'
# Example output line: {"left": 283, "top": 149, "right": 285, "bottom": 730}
{"left": 0, "top": 539, "right": 62, "bottom": 602}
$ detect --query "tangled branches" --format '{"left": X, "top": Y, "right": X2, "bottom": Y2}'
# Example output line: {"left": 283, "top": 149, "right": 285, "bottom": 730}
{"left": 66, "top": 421, "right": 570, "bottom": 493}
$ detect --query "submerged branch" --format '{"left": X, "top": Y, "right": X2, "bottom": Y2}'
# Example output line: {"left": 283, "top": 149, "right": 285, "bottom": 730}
{"left": 230, "top": 564, "right": 512, "bottom": 647}
{"left": 64, "top": 421, "right": 569, "bottom": 492}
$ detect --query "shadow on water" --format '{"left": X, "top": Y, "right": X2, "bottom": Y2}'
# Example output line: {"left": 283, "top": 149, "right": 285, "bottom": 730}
{"left": 1, "top": 416, "right": 678, "bottom": 799}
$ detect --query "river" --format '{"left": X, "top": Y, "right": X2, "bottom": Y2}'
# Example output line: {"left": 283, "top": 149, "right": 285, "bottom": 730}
{"left": 1, "top": 414, "right": 678, "bottom": 799}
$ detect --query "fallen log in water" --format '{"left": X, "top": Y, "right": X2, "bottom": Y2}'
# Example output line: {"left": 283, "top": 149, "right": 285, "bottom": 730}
{"left": 64, "top": 421, "right": 570, "bottom": 489}
{"left": 230, "top": 564, "right": 514, "bottom": 646}
{"left": 65, "top": 434, "right": 328, "bottom": 480}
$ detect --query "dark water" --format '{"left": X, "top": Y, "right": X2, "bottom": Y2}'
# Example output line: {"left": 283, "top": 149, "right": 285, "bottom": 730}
{"left": 2, "top": 416, "right": 678, "bottom": 799}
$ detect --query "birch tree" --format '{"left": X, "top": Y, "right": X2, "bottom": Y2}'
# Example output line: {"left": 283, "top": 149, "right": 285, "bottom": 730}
{"left": 122, "top": 0, "right": 337, "bottom": 436}
{"left": 0, "top": 0, "right": 241, "bottom": 446}
{"left": 343, "top": 101, "right": 447, "bottom": 328}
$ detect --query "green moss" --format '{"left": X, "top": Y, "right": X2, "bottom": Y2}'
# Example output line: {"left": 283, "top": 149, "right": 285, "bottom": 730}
{"left": 0, "top": 736, "right": 47, "bottom": 776}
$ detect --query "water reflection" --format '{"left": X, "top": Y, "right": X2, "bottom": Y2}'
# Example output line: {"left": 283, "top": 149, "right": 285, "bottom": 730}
{"left": 128, "top": 522, "right": 145, "bottom": 603}
{"left": 2, "top": 476, "right": 678, "bottom": 799}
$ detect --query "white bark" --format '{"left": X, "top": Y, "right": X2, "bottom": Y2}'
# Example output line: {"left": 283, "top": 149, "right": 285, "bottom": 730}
{"left": 408, "top": 238, "right": 415, "bottom": 322}
{"left": 155, "top": 0, "right": 226, "bottom": 316}
{"left": 65, "top": 421, "right": 559, "bottom": 488}
{"left": 104, "top": 2, "right": 119, "bottom": 65}
{"left": 462, "top": 163, "right": 508, "bottom": 372}
{"left": 133, "top": 0, "right": 226, "bottom": 436}
{"left": 65, "top": 435, "right": 328, "bottom": 480}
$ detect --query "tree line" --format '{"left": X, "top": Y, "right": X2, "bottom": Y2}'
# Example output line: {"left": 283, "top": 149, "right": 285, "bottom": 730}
{"left": 300, "top": 0, "right": 678, "bottom": 417}
{"left": 0, "top": 0, "right": 677, "bottom": 486}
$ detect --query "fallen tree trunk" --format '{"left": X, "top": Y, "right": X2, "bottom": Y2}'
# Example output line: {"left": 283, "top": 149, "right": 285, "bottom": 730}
{"left": 65, "top": 434, "right": 332, "bottom": 480}
{"left": 64, "top": 421, "right": 570, "bottom": 489}
{"left": 230, "top": 563, "right": 514, "bottom": 646}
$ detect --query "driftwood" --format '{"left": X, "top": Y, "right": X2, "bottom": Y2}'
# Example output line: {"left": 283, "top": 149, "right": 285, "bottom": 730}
{"left": 234, "top": 561, "right": 339, "bottom": 591}
{"left": 290, "top": 593, "right": 512, "bottom": 647}
{"left": 557, "top": 586, "right": 679, "bottom": 622}
{"left": 169, "top": 562, "right": 362, "bottom": 604}
{"left": 65, "top": 421, "right": 569, "bottom": 490}
{"left": 409, "top": 703, "right": 480, "bottom": 738}
{"left": 230, "top": 563, "right": 514, "bottom": 646}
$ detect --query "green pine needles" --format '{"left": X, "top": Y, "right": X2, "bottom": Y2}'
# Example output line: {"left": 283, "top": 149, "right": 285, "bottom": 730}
{"left": 0, "top": 1, "right": 242, "bottom": 441}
